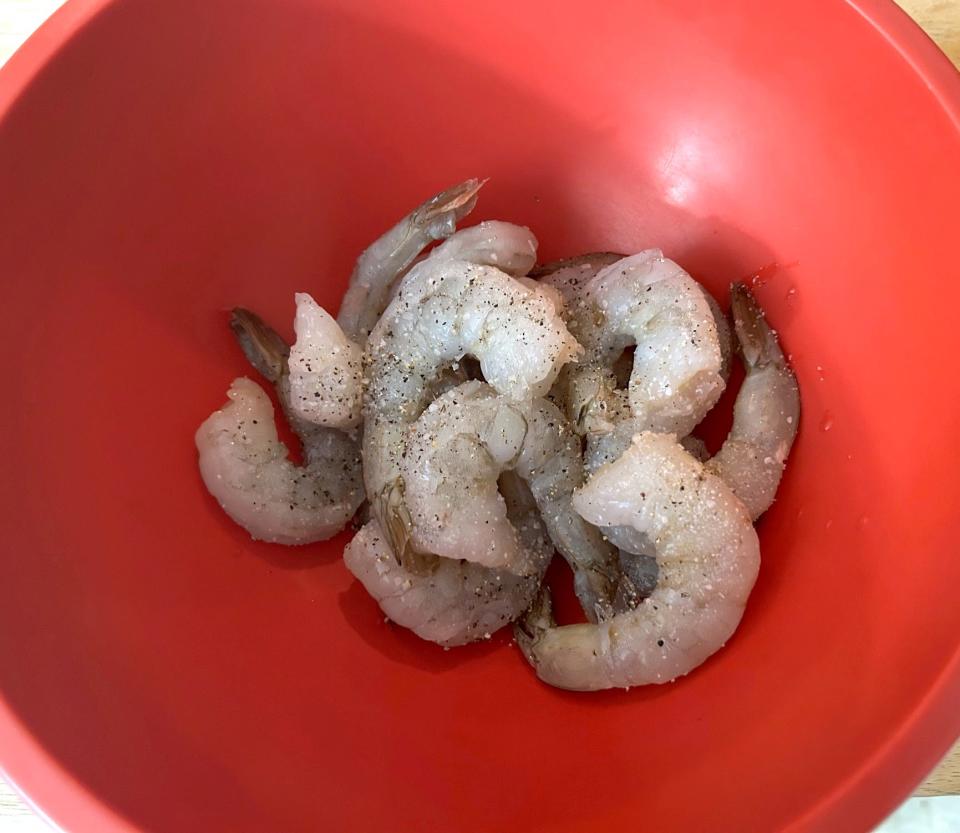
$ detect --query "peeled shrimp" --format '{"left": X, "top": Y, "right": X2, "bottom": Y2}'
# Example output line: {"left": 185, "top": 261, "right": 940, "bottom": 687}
{"left": 401, "top": 382, "right": 618, "bottom": 617}
{"left": 337, "top": 178, "right": 485, "bottom": 342}
{"left": 286, "top": 293, "right": 362, "bottom": 430}
{"left": 537, "top": 252, "right": 722, "bottom": 584}
{"left": 534, "top": 252, "right": 625, "bottom": 304}
{"left": 195, "top": 307, "right": 363, "bottom": 544}
{"left": 560, "top": 249, "right": 725, "bottom": 438}
{"left": 344, "top": 470, "right": 551, "bottom": 646}
{"left": 538, "top": 249, "right": 729, "bottom": 447}
{"left": 537, "top": 251, "right": 728, "bottom": 414}
{"left": 517, "top": 431, "right": 760, "bottom": 691}
{"left": 379, "top": 219, "right": 541, "bottom": 313}
{"left": 706, "top": 283, "right": 799, "bottom": 520}
{"left": 363, "top": 257, "right": 580, "bottom": 565}
{"left": 195, "top": 378, "right": 363, "bottom": 544}
{"left": 419, "top": 220, "right": 538, "bottom": 277}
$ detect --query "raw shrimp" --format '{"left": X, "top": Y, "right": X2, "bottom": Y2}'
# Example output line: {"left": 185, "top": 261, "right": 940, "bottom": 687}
{"left": 195, "top": 307, "right": 363, "bottom": 544}
{"left": 380, "top": 220, "right": 541, "bottom": 312}
{"left": 561, "top": 249, "right": 725, "bottom": 438}
{"left": 363, "top": 257, "right": 580, "bottom": 566}
{"left": 706, "top": 283, "right": 799, "bottom": 520}
{"left": 286, "top": 293, "right": 363, "bottom": 430}
{"left": 343, "top": 470, "right": 551, "bottom": 647}
{"left": 420, "top": 220, "right": 538, "bottom": 277}
{"left": 337, "top": 178, "right": 485, "bottom": 342}
{"left": 537, "top": 251, "right": 731, "bottom": 609}
{"left": 534, "top": 252, "right": 625, "bottom": 302}
{"left": 537, "top": 251, "right": 730, "bottom": 406}
{"left": 401, "top": 381, "right": 619, "bottom": 617}
{"left": 195, "top": 378, "right": 363, "bottom": 544}
{"left": 229, "top": 302, "right": 363, "bottom": 434}
{"left": 517, "top": 431, "right": 760, "bottom": 691}
{"left": 384, "top": 217, "right": 546, "bottom": 413}
{"left": 591, "top": 431, "right": 710, "bottom": 611}
{"left": 535, "top": 250, "right": 730, "bottom": 572}
{"left": 540, "top": 250, "right": 724, "bottom": 567}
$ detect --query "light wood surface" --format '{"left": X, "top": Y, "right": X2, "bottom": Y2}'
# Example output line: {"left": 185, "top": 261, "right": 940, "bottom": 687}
{"left": 897, "top": 0, "right": 960, "bottom": 62}
{"left": 916, "top": 740, "right": 960, "bottom": 796}
{"left": 0, "top": 0, "right": 958, "bottom": 825}
{"left": 0, "top": 778, "right": 32, "bottom": 816}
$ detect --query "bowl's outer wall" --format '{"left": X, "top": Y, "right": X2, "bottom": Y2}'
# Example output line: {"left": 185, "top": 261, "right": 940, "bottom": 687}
{"left": 0, "top": 0, "right": 959, "bottom": 831}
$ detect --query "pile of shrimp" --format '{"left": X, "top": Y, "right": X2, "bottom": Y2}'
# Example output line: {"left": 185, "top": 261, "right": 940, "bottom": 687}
{"left": 195, "top": 180, "right": 800, "bottom": 691}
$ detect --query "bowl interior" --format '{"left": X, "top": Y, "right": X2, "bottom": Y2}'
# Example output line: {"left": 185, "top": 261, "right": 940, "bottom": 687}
{"left": 1, "top": 1, "right": 960, "bottom": 831}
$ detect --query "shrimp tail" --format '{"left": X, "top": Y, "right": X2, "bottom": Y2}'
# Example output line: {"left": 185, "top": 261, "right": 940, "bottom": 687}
{"left": 410, "top": 177, "right": 486, "bottom": 238}
{"left": 514, "top": 587, "right": 554, "bottom": 663}
{"left": 230, "top": 308, "right": 290, "bottom": 383}
{"left": 729, "top": 283, "right": 785, "bottom": 371}
{"left": 377, "top": 478, "right": 440, "bottom": 575}
{"left": 573, "top": 564, "right": 618, "bottom": 623}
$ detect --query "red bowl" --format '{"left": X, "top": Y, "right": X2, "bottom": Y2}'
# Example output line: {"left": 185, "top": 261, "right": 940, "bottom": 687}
{"left": 1, "top": 1, "right": 959, "bottom": 831}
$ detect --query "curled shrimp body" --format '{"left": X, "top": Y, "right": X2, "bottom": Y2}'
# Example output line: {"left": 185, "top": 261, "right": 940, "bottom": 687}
{"left": 543, "top": 251, "right": 725, "bottom": 587}
{"left": 402, "top": 382, "right": 618, "bottom": 617}
{"left": 706, "top": 283, "right": 799, "bottom": 521}
{"left": 420, "top": 220, "right": 538, "bottom": 277}
{"left": 538, "top": 252, "right": 728, "bottom": 416}
{"left": 517, "top": 432, "right": 760, "bottom": 691}
{"left": 344, "top": 470, "right": 551, "bottom": 647}
{"left": 379, "top": 220, "right": 541, "bottom": 312}
{"left": 195, "top": 307, "right": 363, "bottom": 544}
{"left": 562, "top": 249, "right": 725, "bottom": 438}
{"left": 337, "top": 179, "right": 485, "bottom": 343}
{"left": 363, "top": 257, "right": 581, "bottom": 566}
{"left": 196, "top": 379, "right": 363, "bottom": 544}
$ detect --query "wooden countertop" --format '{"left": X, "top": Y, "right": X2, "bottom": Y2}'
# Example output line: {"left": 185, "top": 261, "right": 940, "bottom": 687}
{"left": 0, "top": 0, "right": 958, "bottom": 826}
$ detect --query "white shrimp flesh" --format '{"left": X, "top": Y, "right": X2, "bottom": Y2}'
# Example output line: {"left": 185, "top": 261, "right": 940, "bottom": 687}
{"left": 400, "top": 381, "right": 619, "bottom": 617}
{"left": 196, "top": 378, "right": 363, "bottom": 544}
{"left": 516, "top": 431, "right": 760, "bottom": 691}
{"left": 337, "top": 178, "right": 485, "bottom": 343}
{"left": 287, "top": 293, "right": 362, "bottom": 430}
{"left": 195, "top": 307, "right": 363, "bottom": 544}
{"left": 363, "top": 257, "right": 580, "bottom": 570}
{"left": 561, "top": 249, "right": 725, "bottom": 438}
{"left": 344, "top": 469, "right": 551, "bottom": 646}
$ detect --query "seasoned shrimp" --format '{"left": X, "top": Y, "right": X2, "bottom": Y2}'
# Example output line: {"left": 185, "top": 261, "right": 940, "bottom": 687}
{"left": 338, "top": 178, "right": 485, "bottom": 342}
{"left": 343, "top": 470, "right": 551, "bottom": 646}
{"left": 562, "top": 249, "right": 725, "bottom": 438}
{"left": 538, "top": 251, "right": 731, "bottom": 410}
{"left": 592, "top": 431, "right": 711, "bottom": 612}
{"left": 420, "top": 220, "right": 538, "bottom": 277}
{"left": 706, "top": 283, "right": 799, "bottom": 520}
{"left": 539, "top": 250, "right": 725, "bottom": 569}
{"left": 381, "top": 220, "right": 541, "bottom": 313}
{"left": 401, "top": 382, "right": 618, "bottom": 617}
{"left": 196, "top": 378, "right": 363, "bottom": 544}
{"left": 363, "top": 257, "right": 580, "bottom": 566}
{"left": 286, "top": 293, "right": 362, "bottom": 430}
{"left": 537, "top": 252, "right": 734, "bottom": 610}
{"left": 517, "top": 432, "right": 760, "bottom": 691}
{"left": 195, "top": 307, "right": 363, "bottom": 544}
{"left": 534, "top": 252, "right": 625, "bottom": 305}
